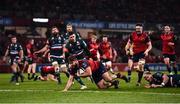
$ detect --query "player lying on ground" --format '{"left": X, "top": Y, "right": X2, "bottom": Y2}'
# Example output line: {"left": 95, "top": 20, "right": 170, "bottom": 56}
{"left": 63, "top": 56, "right": 130, "bottom": 91}
{"left": 34, "top": 61, "right": 61, "bottom": 83}
{"left": 144, "top": 71, "right": 180, "bottom": 88}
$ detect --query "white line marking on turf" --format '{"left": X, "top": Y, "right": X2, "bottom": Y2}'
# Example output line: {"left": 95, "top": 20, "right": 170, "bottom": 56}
{"left": 0, "top": 89, "right": 180, "bottom": 96}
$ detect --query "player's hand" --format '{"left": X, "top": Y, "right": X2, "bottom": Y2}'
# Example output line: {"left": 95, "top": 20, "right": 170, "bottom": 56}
{"left": 144, "top": 51, "right": 149, "bottom": 56}
{"left": 89, "top": 58, "right": 93, "bottom": 61}
{"left": 109, "top": 55, "right": 113, "bottom": 59}
{"left": 2, "top": 57, "right": 6, "bottom": 62}
{"left": 76, "top": 72, "right": 80, "bottom": 77}
{"left": 144, "top": 85, "right": 151, "bottom": 88}
{"left": 102, "top": 55, "right": 107, "bottom": 59}
{"left": 33, "top": 52, "right": 38, "bottom": 55}
{"left": 168, "top": 42, "right": 174, "bottom": 46}
{"left": 62, "top": 89, "right": 68, "bottom": 92}
{"left": 42, "top": 54, "right": 46, "bottom": 57}
{"left": 151, "top": 84, "right": 157, "bottom": 88}
{"left": 17, "top": 59, "right": 22, "bottom": 63}
{"left": 126, "top": 50, "right": 129, "bottom": 55}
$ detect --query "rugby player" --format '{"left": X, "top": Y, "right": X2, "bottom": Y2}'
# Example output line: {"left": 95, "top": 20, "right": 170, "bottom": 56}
{"left": 144, "top": 71, "right": 180, "bottom": 88}
{"left": 24, "top": 39, "right": 37, "bottom": 80}
{"left": 125, "top": 23, "right": 152, "bottom": 86}
{"left": 63, "top": 56, "right": 119, "bottom": 91}
{"left": 3, "top": 36, "right": 24, "bottom": 85}
{"left": 160, "top": 25, "right": 178, "bottom": 75}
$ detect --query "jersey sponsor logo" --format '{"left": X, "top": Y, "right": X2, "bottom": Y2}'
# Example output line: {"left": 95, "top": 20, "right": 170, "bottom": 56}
{"left": 82, "top": 62, "right": 89, "bottom": 68}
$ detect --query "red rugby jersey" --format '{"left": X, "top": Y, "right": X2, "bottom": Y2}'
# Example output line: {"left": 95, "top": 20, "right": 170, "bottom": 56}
{"left": 26, "top": 43, "right": 34, "bottom": 58}
{"left": 42, "top": 66, "right": 55, "bottom": 73}
{"left": 130, "top": 32, "right": 150, "bottom": 54}
{"left": 99, "top": 41, "right": 112, "bottom": 60}
{"left": 161, "top": 33, "right": 175, "bottom": 54}
{"left": 88, "top": 42, "right": 99, "bottom": 60}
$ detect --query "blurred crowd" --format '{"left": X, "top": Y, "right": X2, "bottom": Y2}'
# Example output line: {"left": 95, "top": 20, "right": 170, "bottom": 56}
{"left": 0, "top": 0, "right": 180, "bottom": 22}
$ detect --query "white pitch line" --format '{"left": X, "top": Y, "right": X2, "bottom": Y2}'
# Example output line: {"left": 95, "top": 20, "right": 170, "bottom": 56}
{"left": 0, "top": 89, "right": 180, "bottom": 96}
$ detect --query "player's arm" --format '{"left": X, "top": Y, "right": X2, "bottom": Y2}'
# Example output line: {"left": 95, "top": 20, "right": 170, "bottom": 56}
{"left": 161, "top": 74, "right": 169, "bottom": 87}
{"left": 125, "top": 35, "right": 133, "bottom": 55}
{"left": 150, "top": 74, "right": 169, "bottom": 88}
{"left": 144, "top": 36, "right": 152, "bottom": 56}
{"left": 19, "top": 50, "right": 24, "bottom": 61}
{"left": 34, "top": 40, "right": 49, "bottom": 54}
{"left": 35, "top": 45, "right": 48, "bottom": 54}
{"left": 18, "top": 45, "right": 24, "bottom": 62}
{"left": 144, "top": 84, "right": 151, "bottom": 88}
{"left": 64, "top": 44, "right": 70, "bottom": 62}
{"left": 26, "top": 45, "right": 31, "bottom": 56}
{"left": 3, "top": 46, "right": 9, "bottom": 61}
{"left": 113, "top": 48, "right": 117, "bottom": 62}
{"left": 168, "top": 35, "right": 177, "bottom": 46}
{"left": 77, "top": 66, "right": 92, "bottom": 78}
{"left": 42, "top": 49, "right": 50, "bottom": 57}
{"left": 63, "top": 75, "right": 74, "bottom": 92}
{"left": 109, "top": 42, "right": 113, "bottom": 59}
{"left": 97, "top": 50, "right": 100, "bottom": 61}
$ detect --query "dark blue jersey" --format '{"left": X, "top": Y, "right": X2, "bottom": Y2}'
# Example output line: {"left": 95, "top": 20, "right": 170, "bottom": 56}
{"left": 65, "top": 39, "right": 91, "bottom": 60}
{"left": 151, "top": 72, "right": 180, "bottom": 87}
{"left": 48, "top": 35, "right": 65, "bottom": 58}
{"left": 8, "top": 43, "right": 23, "bottom": 58}
{"left": 151, "top": 72, "right": 164, "bottom": 85}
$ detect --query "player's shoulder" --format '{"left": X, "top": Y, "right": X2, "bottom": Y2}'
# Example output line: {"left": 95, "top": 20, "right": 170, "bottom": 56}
{"left": 80, "top": 60, "right": 90, "bottom": 68}
{"left": 131, "top": 31, "right": 136, "bottom": 35}
{"left": 16, "top": 43, "right": 22, "bottom": 47}
{"left": 153, "top": 72, "right": 163, "bottom": 78}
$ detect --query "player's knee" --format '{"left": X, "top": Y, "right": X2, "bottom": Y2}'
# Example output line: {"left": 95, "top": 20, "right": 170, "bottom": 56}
{"left": 97, "top": 80, "right": 106, "bottom": 89}
{"left": 52, "top": 61, "right": 58, "bottom": 66}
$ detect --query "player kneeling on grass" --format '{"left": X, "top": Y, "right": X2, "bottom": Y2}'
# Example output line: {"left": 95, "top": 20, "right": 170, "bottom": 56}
{"left": 63, "top": 56, "right": 119, "bottom": 91}
{"left": 34, "top": 61, "right": 61, "bottom": 84}
{"left": 144, "top": 71, "right": 180, "bottom": 88}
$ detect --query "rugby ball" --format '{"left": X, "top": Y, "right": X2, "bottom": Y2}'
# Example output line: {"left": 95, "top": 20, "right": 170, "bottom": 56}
{"left": 78, "top": 68, "right": 85, "bottom": 74}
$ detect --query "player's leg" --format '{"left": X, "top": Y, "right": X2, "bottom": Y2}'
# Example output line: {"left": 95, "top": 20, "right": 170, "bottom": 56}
{"left": 101, "top": 72, "right": 119, "bottom": 89}
{"left": 94, "top": 63, "right": 119, "bottom": 89}
{"left": 127, "top": 58, "right": 133, "bottom": 82}
{"left": 30, "top": 63, "right": 36, "bottom": 79}
{"left": 172, "top": 62, "right": 178, "bottom": 75}
{"left": 163, "top": 55, "right": 172, "bottom": 74}
{"left": 96, "top": 79, "right": 110, "bottom": 89}
{"left": 60, "top": 64, "right": 70, "bottom": 78}
{"left": 135, "top": 59, "right": 145, "bottom": 86}
{"left": 17, "top": 65, "right": 24, "bottom": 82}
{"left": 115, "top": 72, "right": 129, "bottom": 82}
{"left": 171, "top": 55, "right": 178, "bottom": 74}
{"left": 22, "top": 60, "right": 28, "bottom": 73}
{"left": 27, "top": 64, "right": 32, "bottom": 80}
{"left": 11, "top": 63, "right": 19, "bottom": 85}
{"left": 47, "top": 74, "right": 58, "bottom": 81}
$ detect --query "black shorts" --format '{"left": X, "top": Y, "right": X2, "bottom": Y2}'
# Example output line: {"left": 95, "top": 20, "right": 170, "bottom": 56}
{"left": 101, "top": 59, "right": 111, "bottom": 63}
{"left": 92, "top": 62, "right": 107, "bottom": 84}
{"left": 168, "top": 75, "right": 180, "bottom": 87}
{"left": 9, "top": 57, "right": 19, "bottom": 65}
{"left": 50, "top": 57, "right": 65, "bottom": 64}
{"left": 132, "top": 52, "right": 145, "bottom": 62}
{"left": 163, "top": 54, "right": 176, "bottom": 62}
{"left": 25, "top": 56, "right": 34, "bottom": 64}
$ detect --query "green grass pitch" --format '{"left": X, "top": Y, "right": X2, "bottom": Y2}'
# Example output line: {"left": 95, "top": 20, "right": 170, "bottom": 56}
{"left": 0, "top": 72, "right": 180, "bottom": 103}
